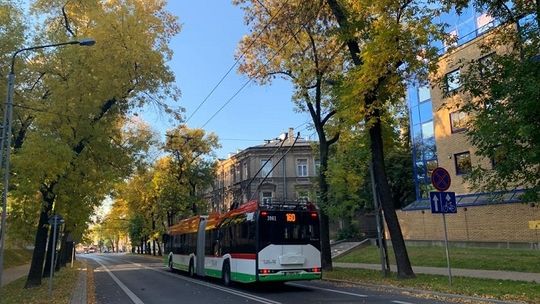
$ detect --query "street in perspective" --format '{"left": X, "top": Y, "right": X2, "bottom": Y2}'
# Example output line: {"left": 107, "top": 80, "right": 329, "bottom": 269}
{"left": 0, "top": 1, "right": 539, "bottom": 304}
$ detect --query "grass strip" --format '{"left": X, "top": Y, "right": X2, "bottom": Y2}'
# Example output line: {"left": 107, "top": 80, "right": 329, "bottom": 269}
{"left": 0, "top": 261, "right": 82, "bottom": 304}
{"left": 325, "top": 267, "right": 540, "bottom": 304}
{"left": 336, "top": 245, "right": 540, "bottom": 273}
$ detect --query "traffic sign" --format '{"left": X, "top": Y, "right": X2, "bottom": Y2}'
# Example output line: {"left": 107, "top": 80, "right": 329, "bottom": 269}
{"left": 430, "top": 191, "right": 457, "bottom": 214}
{"left": 48, "top": 214, "right": 64, "bottom": 226}
{"left": 431, "top": 167, "right": 451, "bottom": 191}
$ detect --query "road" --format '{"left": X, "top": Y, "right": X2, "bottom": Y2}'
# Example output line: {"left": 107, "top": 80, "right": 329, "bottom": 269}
{"left": 82, "top": 253, "right": 454, "bottom": 304}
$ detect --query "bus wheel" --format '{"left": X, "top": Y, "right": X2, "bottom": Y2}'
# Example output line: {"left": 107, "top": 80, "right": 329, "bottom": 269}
{"left": 188, "top": 259, "right": 195, "bottom": 277}
{"left": 168, "top": 258, "right": 174, "bottom": 272}
{"left": 222, "top": 261, "right": 231, "bottom": 286}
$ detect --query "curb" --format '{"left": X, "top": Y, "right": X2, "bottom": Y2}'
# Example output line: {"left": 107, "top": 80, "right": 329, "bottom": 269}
{"left": 323, "top": 278, "right": 527, "bottom": 304}
{"left": 331, "top": 239, "right": 370, "bottom": 259}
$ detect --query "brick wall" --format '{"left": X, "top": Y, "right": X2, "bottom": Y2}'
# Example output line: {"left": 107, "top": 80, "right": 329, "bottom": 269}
{"left": 394, "top": 203, "right": 540, "bottom": 243}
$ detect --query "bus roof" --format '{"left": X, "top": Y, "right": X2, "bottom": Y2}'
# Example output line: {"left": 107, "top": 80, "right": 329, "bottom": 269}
{"left": 167, "top": 200, "right": 317, "bottom": 234}
{"left": 168, "top": 215, "right": 200, "bottom": 235}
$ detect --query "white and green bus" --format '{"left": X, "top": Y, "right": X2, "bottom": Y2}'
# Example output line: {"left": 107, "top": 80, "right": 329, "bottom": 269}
{"left": 163, "top": 200, "right": 321, "bottom": 285}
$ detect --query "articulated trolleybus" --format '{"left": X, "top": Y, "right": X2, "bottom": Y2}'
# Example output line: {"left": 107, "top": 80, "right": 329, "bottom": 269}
{"left": 163, "top": 200, "right": 321, "bottom": 285}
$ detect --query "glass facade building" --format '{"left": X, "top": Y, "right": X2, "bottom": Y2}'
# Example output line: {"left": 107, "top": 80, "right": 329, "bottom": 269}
{"left": 407, "top": 5, "right": 497, "bottom": 200}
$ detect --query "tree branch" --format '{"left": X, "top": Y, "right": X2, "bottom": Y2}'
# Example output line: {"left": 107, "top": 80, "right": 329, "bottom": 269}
{"left": 62, "top": 2, "right": 76, "bottom": 37}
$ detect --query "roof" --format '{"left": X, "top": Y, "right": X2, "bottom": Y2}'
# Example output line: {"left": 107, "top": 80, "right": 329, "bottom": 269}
{"left": 168, "top": 216, "right": 201, "bottom": 235}
{"left": 402, "top": 189, "right": 527, "bottom": 211}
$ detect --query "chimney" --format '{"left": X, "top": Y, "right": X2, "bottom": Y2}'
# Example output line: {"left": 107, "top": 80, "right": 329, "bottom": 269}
{"left": 288, "top": 128, "right": 295, "bottom": 144}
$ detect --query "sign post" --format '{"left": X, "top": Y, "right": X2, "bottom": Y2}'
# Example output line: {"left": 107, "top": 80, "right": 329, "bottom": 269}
{"left": 48, "top": 214, "right": 64, "bottom": 297}
{"left": 430, "top": 167, "right": 456, "bottom": 286}
{"left": 529, "top": 220, "right": 540, "bottom": 249}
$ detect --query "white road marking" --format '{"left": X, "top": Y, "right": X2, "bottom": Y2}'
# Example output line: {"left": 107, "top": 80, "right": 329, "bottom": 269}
{"left": 93, "top": 258, "right": 145, "bottom": 304}
{"left": 287, "top": 282, "right": 368, "bottom": 298}
{"left": 392, "top": 301, "right": 415, "bottom": 304}
{"left": 122, "top": 259, "right": 282, "bottom": 304}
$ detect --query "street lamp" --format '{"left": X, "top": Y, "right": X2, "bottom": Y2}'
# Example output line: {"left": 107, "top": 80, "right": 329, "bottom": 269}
{"left": 0, "top": 38, "right": 95, "bottom": 286}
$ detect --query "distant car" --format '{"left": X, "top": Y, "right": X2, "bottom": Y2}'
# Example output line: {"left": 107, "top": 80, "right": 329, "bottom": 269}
{"left": 88, "top": 247, "right": 96, "bottom": 253}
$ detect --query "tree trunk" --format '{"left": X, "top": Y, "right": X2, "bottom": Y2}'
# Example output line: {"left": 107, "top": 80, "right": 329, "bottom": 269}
{"left": 25, "top": 206, "right": 51, "bottom": 288}
{"left": 157, "top": 241, "right": 162, "bottom": 256}
{"left": 325, "top": 0, "right": 415, "bottom": 278}
{"left": 369, "top": 111, "right": 414, "bottom": 278}
{"left": 152, "top": 214, "right": 156, "bottom": 256}
{"left": 318, "top": 141, "right": 333, "bottom": 271}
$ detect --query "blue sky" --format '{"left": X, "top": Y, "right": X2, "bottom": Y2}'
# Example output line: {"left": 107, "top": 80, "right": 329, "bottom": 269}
{"left": 140, "top": 0, "right": 313, "bottom": 158}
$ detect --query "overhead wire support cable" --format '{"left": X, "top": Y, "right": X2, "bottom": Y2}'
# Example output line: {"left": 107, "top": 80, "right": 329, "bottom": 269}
{"left": 201, "top": 2, "right": 323, "bottom": 128}
{"left": 185, "top": 0, "right": 290, "bottom": 123}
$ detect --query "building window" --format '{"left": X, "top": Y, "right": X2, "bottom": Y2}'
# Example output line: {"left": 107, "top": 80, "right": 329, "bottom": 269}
{"left": 445, "top": 69, "right": 461, "bottom": 92}
{"left": 421, "top": 121, "right": 434, "bottom": 139}
{"left": 450, "top": 111, "right": 468, "bottom": 133}
{"left": 296, "top": 159, "right": 308, "bottom": 177}
{"left": 260, "top": 159, "right": 273, "bottom": 178}
{"left": 261, "top": 191, "right": 273, "bottom": 204}
{"left": 476, "top": 13, "right": 494, "bottom": 34}
{"left": 418, "top": 85, "right": 431, "bottom": 102}
{"left": 454, "top": 152, "right": 471, "bottom": 175}
{"left": 314, "top": 159, "right": 320, "bottom": 175}
{"left": 243, "top": 162, "right": 248, "bottom": 179}
{"left": 479, "top": 53, "right": 495, "bottom": 76}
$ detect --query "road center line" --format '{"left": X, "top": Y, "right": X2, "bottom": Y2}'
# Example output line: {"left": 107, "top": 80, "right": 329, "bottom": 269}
{"left": 287, "top": 282, "right": 368, "bottom": 298}
{"left": 93, "top": 257, "right": 145, "bottom": 304}
{"left": 121, "top": 259, "right": 282, "bottom": 304}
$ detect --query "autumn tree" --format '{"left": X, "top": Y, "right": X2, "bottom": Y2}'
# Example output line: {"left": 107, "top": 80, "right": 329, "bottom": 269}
{"left": 5, "top": 0, "right": 180, "bottom": 288}
{"left": 234, "top": 0, "right": 347, "bottom": 270}
{"left": 325, "top": 0, "right": 448, "bottom": 278}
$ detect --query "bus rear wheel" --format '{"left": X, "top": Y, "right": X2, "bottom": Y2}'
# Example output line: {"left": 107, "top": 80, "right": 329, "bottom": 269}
{"left": 222, "top": 261, "right": 231, "bottom": 286}
{"left": 168, "top": 258, "right": 174, "bottom": 272}
{"left": 188, "top": 259, "right": 195, "bottom": 277}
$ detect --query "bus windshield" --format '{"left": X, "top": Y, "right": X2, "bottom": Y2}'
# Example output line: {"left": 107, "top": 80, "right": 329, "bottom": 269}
{"left": 258, "top": 211, "right": 320, "bottom": 249}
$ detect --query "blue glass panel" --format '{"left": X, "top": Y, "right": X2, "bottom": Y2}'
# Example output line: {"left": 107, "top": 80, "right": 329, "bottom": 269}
{"left": 422, "top": 121, "right": 434, "bottom": 139}
{"left": 410, "top": 105, "right": 420, "bottom": 125}
{"left": 419, "top": 101, "right": 433, "bottom": 122}
{"left": 423, "top": 137, "right": 437, "bottom": 159}
{"left": 418, "top": 85, "right": 430, "bottom": 103}
{"left": 457, "top": 6, "right": 476, "bottom": 40}
{"left": 412, "top": 123, "right": 422, "bottom": 142}
{"left": 416, "top": 161, "right": 426, "bottom": 179}
{"left": 407, "top": 84, "right": 419, "bottom": 107}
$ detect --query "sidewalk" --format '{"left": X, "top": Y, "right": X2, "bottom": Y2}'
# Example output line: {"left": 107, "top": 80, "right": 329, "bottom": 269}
{"left": 1, "top": 264, "right": 29, "bottom": 287}
{"left": 333, "top": 262, "right": 540, "bottom": 283}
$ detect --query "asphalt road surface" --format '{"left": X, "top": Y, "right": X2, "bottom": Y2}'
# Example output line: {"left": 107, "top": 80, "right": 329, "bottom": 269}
{"left": 82, "top": 253, "right": 456, "bottom": 304}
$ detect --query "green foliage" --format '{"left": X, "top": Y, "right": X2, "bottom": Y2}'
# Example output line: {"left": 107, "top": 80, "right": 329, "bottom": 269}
{"left": 325, "top": 268, "right": 540, "bottom": 304}
{"left": 455, "top": 2, "right": 540, "bottom": 201}
{"left": 0, "top": 0, "right": 181, "bottom": 269}
{"left": 335, "top": 224, "right": 359, "bottom": 241}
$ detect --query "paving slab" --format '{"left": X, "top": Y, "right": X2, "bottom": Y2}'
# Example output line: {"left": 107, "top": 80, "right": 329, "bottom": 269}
{"left": 1, "top": 264, "right": 29, "bottom": 287}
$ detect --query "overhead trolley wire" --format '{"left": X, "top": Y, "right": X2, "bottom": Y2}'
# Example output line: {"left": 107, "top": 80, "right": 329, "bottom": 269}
{"left": 200, "top": 2, "right": 324, "bottom": 128}
{"left": 185, "top": 0, "right": 291, "bottom": 124}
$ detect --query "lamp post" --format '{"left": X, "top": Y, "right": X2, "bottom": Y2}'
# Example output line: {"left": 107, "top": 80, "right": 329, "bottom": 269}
{"left": 0, "top": 38, "right": 95, "bottom": 286}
